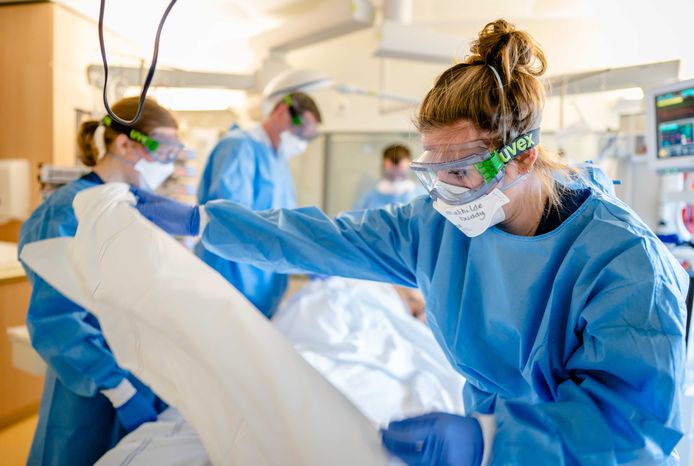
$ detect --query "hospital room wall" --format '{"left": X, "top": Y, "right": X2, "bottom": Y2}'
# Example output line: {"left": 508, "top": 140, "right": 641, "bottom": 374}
{"left": 421, "top": 1, "right": 694, "bottom": 79}
{"left": 320, "top": 132, "right": 418, "bottom": 215}
{"left": 282, "top": 33, "right": 634, "bottom": 154}
{"left": 0, "top": 2, "right": 141, "bottom": 243}
{"left": 0, "top": 4, "right": 53, "bottom": 243}
{"left": 0, "top": 4, "right": 52, "bottom": 428}
{"left": 286, "top": 29, "right": 445, "bottom": 134}
{"left": 288, "top": 136, "right": 326, "bottom": 208}
{"left": 51, "top": 5, "right": 141, "bottom": 167}
{"left": 284, "top": 3, "right": 694, "bottom": 138}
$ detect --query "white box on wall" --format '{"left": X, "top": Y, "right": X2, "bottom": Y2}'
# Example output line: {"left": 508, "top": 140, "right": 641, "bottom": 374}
{"left": 0, "top": 159, "right": 30, "bottom": 224}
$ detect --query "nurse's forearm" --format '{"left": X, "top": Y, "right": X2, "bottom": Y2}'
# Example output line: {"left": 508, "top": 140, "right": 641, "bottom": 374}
{"left": 200, "top": 201, "right": 417, "bottom": 287}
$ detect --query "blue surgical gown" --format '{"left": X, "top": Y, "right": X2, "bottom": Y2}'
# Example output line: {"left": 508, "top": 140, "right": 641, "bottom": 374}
{"left": 19, "top": 173, "right": 163, "bottom": 466}
{"left": 199, "top": 187, "right": 688, "bottom": 464}
{"left": 195, "top": 125, "right": 297, "bottom": 317}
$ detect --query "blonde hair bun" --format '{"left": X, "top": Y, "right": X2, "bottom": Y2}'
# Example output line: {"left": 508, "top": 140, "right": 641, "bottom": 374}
{"left": 468, "top": 19, "right": 546, "bottom": 80}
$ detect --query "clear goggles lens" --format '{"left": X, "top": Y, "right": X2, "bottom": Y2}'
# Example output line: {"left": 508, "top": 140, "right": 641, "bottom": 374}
{"left": 147, "top": 131, "right": 186, "bottom": 163}
{"left": 411, "top": 142, "right": 504, "bottom": 204}
{"left": 292, "top": 119, "right": 319, "bottom": 141}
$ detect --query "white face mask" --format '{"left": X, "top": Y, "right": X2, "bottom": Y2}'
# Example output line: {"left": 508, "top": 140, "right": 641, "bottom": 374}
{"left": 278, "top": 131, "right": 308, "bottom": 160}
{"left": 134, "top": 158, "right": 174, "bottom": 191}
{"left": 432, "top": 181, "right": 509, "bottom": 237}
{"left": 377, "top": 179, "right": 415, "bottom": 195}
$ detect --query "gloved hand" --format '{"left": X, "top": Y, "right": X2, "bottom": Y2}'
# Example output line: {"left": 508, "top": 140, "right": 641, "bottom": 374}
{"left": 115, "top": 391, "right": 158, "bottom": 433}
{"left": 381, "top": 412, "right": 484, "bottom": 466}
{"left": 130, "top": 186, "right": 200, "bottom": 236}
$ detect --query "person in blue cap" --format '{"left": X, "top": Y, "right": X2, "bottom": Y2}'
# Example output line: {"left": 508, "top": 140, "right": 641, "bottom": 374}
{"left": 18, "top": 97, "right": 186, "bottom": 466}
{"left": 194, "top": 92, "right": 322, "bottom": 318}
{"left": 132, "top": 19, "right": 688, "bottom": 465}
{"left": 354, "top": 143, "right": 425, "bottom": 210}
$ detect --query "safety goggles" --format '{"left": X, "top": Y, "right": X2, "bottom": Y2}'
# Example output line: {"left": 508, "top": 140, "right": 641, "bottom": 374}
{"left": 101, "top": 116, "right": 185, "bottom": 163}
{"left": 284, "top": 95, "right": 318, "bottom": 141}
{"left": 411, "top": 128, "right": 540, "bottom": 205}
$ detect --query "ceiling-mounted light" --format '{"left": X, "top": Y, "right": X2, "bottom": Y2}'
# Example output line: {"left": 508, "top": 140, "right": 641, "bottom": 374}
{"left": 126, "top": 87, "right": 247, "bottom": 112}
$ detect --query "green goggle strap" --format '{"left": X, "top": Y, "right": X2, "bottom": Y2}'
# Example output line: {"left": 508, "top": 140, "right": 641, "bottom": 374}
{"left": 101, "top": 115, "right": 160, "bottom": 153}
{"left": 283, "top": 95, "right": 303, "bottom": 127}
{"left": 473, "top": 128, "right": 541, "bottom": 183}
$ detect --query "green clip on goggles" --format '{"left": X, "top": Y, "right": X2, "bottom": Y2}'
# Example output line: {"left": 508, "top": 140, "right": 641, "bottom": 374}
{"left": 101, "top": 115, "right": 185, "bottom": 163}
{"left": 411, "top": 128, "right": 541, "bottom": 205}
{"left": 283, "top": 95, "right": 318, "bottom": 141}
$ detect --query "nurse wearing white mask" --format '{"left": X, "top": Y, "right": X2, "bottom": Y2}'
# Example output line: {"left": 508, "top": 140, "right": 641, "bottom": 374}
{"left": 99, "top": 114, "right": 183, "bottom": 191}
{"left": 195, "top": 91, "right": 322, "bottom": 318}
{"left": 19, "top": 96, "right": 177, "bottom": 466}
{"left": 411, "top": 125, "right": 541, "bottom": 237}
{"left": 354, "top": 143, "right": 426, "bottom": 210}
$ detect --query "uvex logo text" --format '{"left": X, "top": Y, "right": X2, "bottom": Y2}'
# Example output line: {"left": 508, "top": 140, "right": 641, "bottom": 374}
{"left": 498, "top": 134, "right": 536, "bottom": 163}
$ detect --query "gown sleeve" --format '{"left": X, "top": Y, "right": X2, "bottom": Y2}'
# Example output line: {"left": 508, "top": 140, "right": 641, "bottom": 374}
{"left": 20, "top": 204, "right": 130, "bottom": 397}
{"left": 201, "top": 198, "right": 426, "bottom": 288}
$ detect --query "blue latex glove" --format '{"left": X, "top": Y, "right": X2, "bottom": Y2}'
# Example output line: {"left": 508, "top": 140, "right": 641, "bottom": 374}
{"left": 130, "top": 187, "right": 200, "bottom": 236}
{"left": 381, "top": 412, "right": 484, "bottom": 466}
{"left": 115, "top": 391, "right": 158, "bottom": 433}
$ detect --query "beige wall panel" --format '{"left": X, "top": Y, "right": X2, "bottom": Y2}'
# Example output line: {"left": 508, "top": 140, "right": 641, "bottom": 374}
{"left": 0, "top": 4, "right": 54, "bottom": 242}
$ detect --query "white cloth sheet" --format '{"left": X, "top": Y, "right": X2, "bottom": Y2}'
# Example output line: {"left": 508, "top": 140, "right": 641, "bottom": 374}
{"left": 98, "top": 408, "right": 212, "bottom": 466}
{"left": 97, "top": 277, "right": 465, "bottom": 466}
{"left": 20, "top": 183, "right": 390, "bottom": 466}
{"left": 274, "top": 277, "right": 465, "bottom": 426}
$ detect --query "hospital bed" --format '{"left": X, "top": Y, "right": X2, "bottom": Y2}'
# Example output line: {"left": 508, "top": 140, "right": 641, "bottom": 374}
{"left": 96, "top": 277, "right": 465, "bottom": 465}
{"left": 20, "top": 184, "right": 464, "bottom": 466}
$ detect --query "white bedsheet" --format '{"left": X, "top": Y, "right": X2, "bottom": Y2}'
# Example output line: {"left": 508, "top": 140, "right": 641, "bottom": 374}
{"left": 98, "top": 408, "right": 211, "bottom": 466}
{"left": 97, "top": 278, "right": 465, "bottom": 466}
{"left": 20, "top": 183, "right": 391, "bottom": 466}
{"left": 274, "top": 277, "right": 465, "bottom": 426}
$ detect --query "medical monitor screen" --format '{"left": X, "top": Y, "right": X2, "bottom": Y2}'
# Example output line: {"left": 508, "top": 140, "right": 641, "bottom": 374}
{"left": 655, "top": 85, "right": 694, "bottom": 160}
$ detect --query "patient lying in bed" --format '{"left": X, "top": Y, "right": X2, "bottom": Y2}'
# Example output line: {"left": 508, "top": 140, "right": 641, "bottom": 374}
{"left": 274, "top": 276, "right": 464, "bottom": 425}
{"left": 21, "top": 184, "right": 463, "bottom": 466}
{"left": 96, "top": 276, "right": 464, "bottom": 465}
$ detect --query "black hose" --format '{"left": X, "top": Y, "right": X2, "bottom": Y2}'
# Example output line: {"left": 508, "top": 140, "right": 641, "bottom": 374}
{"left": 98, "top": 0, "right": 179, "bottom": 126}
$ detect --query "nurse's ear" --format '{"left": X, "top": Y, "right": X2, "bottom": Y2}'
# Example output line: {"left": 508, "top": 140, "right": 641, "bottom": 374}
{"left": 110, "top": 134, "right": 131, "bottom": 156}
{"left": 514, "top": 147, "right": 539, "bottom": 174}
{"left": 110, "top": 133, "right": 143, "bottom": 164}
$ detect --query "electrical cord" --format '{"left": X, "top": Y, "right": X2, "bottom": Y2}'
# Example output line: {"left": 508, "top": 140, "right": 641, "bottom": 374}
{"left": 98, "top": 0, "right": 178, "bottom": 126}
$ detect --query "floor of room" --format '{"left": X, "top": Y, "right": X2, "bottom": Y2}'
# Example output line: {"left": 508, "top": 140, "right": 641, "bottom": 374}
{"left": 0, "top": 414, "right": 37, "bottom": 466}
